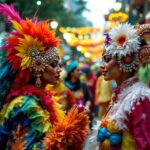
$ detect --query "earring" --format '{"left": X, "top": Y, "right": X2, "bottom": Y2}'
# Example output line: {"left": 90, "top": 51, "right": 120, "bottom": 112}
{"left": 35, "top": 73, "right": 42, "bottom": 88}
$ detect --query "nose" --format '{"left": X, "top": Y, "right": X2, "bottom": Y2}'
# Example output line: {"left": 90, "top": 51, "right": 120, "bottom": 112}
{"left": 100, "top": 65, "right": 104, "bottom": 70}
{"left": 101, "top": 62, "right": 105, "bottom": 70}
{"left": 57, "top": 64, "right": 62, "bottom": 74}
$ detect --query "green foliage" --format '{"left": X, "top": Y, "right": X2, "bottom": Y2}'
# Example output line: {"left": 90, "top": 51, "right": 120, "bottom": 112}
{"left": 74, "top": 0, "right": 90, "bottom": 14}
{"left": 1, "top": 0, "right": 91, "bottom": 27}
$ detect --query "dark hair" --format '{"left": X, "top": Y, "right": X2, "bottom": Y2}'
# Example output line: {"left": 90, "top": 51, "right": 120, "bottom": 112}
{"left": 65, "top": 67, "right": 77, "bottom": 81}
{"left": 140, "top": 39, "right": 147, "bottom": 47}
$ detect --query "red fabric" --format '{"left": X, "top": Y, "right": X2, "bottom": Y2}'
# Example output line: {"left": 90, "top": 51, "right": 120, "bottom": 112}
{"left": 66, "top": 87, "right": 76, "bottom": 108}
{"left": 108, "top": 97, "right": 150, "bottom": 150}
{"left": 130, "top": 98, "right": 150, "bottom": 150}
{"left": 87, "top": 74, "right": 97, "bottom": 113}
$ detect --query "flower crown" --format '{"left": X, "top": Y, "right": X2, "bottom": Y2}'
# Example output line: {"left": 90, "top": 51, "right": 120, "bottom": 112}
{"left": 104, "top": 23, "right": 141, "bottom": 72}
{"left": 104, "top": 23, "right": 140, "bottom": 58}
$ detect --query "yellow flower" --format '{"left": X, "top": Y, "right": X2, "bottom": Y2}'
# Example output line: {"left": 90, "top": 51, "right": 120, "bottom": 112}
{"left": 15, "top": 35, "right": 45, "bottom": 70}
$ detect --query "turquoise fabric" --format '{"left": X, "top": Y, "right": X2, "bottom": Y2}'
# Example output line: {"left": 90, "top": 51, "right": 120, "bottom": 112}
{"left": 66, "top": 61, "right": 78, "bottom": 73}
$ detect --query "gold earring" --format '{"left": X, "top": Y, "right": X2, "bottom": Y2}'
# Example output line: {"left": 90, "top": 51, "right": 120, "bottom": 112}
{"left": 35, "top": 73, "right": 42, "bottom": 88}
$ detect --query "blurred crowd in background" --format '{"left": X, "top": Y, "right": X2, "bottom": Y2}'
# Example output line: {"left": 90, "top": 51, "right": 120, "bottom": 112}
{"left": 0, "top": 0, "right": 150, "bottom": 124}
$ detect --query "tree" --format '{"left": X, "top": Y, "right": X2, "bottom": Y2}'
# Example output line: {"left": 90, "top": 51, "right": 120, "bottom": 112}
{"left": 1, "top": 0, "right": 91, "bottom": 27}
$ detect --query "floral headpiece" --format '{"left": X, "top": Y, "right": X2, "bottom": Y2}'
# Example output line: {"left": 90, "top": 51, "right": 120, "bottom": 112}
{"left": 104, "top": 23, "right": 141, "bottom": 72}
{"left": 136, "top": 24, "right": 150, "bottom": 63}
{"left": 0, "top": 4, "right": 60, "bottom": 87}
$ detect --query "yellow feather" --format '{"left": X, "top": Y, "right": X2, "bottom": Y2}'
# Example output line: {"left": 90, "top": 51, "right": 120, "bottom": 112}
{"left": 12, "top": 21, "right": 23, "bottom": 33}
{"left": 21, "top": 57, "right": 30, "bottom": 69}
{"left": 51, "top": 96, "right": 65, "bottom": 122}
{"left": 0, "top": 97, "right": 23, "bottom": 125}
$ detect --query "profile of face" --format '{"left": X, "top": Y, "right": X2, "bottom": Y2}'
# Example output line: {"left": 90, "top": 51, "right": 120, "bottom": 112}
{"left": 71, "top": 67, "right": 82, "bottom": 80}
{"left": 41, "top": 59, "right": 62, "bottom": 86}
{"left": 102, "top": 55, "right": 122, "bottom": 81}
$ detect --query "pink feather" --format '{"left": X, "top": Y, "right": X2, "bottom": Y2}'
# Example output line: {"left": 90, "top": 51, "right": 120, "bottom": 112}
{"left": 0, "top": 4, "right": 22, "bottom": 23}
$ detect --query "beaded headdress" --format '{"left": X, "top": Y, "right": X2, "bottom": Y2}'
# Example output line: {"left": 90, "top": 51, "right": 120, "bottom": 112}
{"left": 136, "top": 24, "right": 150, "bottom": 63}
{"left": 0, "top": 4, "right": 60, "bottom": 87}
{"left": 104, "top": 23, "right": 141, "bottom": 72}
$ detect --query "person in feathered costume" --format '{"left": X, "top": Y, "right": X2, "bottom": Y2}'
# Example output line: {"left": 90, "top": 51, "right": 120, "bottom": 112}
{"left": 0, "top": 4, "right": 89, "bottom": 149}
{"left": 90, "top": 23, "right": 150, "bottom": 150}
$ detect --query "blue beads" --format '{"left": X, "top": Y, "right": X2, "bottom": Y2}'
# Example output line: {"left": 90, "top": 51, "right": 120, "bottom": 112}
{"left": 97, "top": 127, "right": 122, "bottom": 147}
{"left": 110, "top": 133, "right": 122, "bottom": 146}
{"left": 97, "top": 127, "right": 111, "bottom": 142}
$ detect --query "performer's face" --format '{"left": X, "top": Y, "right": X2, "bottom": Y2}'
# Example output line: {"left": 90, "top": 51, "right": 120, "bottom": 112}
{"left": 102, "top": 55, "right": 122, "bottom": 81}
{"left": 41, "top": 59, "right": 62, "bottom": 85}
{"left": 71, "top": 67, "right": 82, "bottom": 80}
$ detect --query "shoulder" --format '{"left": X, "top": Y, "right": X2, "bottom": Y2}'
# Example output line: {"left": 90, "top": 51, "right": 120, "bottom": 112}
{"left": 0, "top": 95, "right": 46, "bottom": 124}
{"left": 110, "top": 82, "right": 150, "bottom": 130}
{"left": 0, "top": 96, "right": 43, "bottom": 120}
{"left": 0, "top": 95, "right": 51, "bottom": 135}
{"left": 119, "top": 82, "right": 150, "bottom": 114}
{"left": 120, "top": 82, "right": 150, "bottom": 108}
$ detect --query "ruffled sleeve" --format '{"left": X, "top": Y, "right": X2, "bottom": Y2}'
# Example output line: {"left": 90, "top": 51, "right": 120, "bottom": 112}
{"left": 0, "top": 96, "right": 51, "bottom": 149}
{"left": 130, "top": 97, "right": 150, "bottom": 150}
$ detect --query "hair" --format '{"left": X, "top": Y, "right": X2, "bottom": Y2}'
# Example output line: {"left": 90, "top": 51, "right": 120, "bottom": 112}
{"left": 65, "top": 67, "right": 77, "bottom": 82}
{"left": 140, "top": 39, "right": 147, "bottom": 47}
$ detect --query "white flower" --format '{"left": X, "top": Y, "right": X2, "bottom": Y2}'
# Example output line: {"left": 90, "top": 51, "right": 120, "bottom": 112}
{"left": 105, "top": 23, "right": 140, "bottom": 57}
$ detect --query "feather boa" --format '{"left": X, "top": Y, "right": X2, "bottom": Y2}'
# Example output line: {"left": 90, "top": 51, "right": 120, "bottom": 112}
{"left": 44, "top": 107, "right": 90, "bottom": 150}
{"left": 6, "top": 84, "right": 65, "bottom": 125}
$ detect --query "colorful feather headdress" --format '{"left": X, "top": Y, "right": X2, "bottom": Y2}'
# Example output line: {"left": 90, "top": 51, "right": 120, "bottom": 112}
{"left": 104, "top": 23, "right": 141, "bottom": 72}
{"left": 0, "top": 4, "right": 60, "bottom": 87}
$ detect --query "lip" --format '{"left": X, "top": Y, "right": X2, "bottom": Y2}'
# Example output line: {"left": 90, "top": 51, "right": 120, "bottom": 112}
{"left": 102, "top": 71, "right": 108, "bottom": 76}
{"left": 55, "top": 75, "right": 60, "bottom": 79}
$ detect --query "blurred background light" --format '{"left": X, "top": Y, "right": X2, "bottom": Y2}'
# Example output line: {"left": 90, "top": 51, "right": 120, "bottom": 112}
{"left": 36, "top": 0, "right": 41, "bottom": 5}
{"left": 113, "top": 2, "right": 122, "bottom": 11}
{"left": 50, "top": 21, "right": 58, "bottom": 29}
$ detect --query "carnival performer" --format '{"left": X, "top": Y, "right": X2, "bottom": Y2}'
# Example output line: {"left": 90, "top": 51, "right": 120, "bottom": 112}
{"left": 95, "top": 75, "right": 114, "bottom": 120}
{"left": 90, "top": 23, "right": 150, "bottom": 150}
{"left": 0, "top": 4, "right": 89, "bottom": 150}
{"left": 65, "top": 61, "right": 92, "bottom": 112}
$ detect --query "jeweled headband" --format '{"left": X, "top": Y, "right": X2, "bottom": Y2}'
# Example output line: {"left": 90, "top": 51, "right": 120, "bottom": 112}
{"left": 0, "top": 4, "right": 60, "bottom": 87}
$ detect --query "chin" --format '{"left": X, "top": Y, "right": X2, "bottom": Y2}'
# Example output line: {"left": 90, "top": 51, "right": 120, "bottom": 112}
{"left": 103, "top": 75, "right": 111, "bottom": 81}
{"left": 51, "top": 81, "right": 59, "bottom": 86}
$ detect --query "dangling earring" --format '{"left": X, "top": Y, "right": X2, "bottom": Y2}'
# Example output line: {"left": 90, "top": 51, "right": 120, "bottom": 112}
{"left": 35, "top": 73, "right": 42, "bottom": 88}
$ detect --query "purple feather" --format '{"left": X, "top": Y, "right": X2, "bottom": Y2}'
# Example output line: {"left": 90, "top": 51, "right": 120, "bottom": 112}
{"left": 104, "top": 33, "right": 111, "bottom": 45}
{"left": 0, "top": 4, "right": 22, "bottom": 24}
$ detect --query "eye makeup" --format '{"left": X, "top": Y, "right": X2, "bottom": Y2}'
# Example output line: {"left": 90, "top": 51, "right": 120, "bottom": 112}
{"left": 49, "top": 61, "right": 58, "bottom": 68}
{"left": 103, "top": 55, "right": 112, "bottom": 63}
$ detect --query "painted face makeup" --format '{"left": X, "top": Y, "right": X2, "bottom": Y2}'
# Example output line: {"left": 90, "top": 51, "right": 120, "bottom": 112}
{"left": 103, "top": 55, "right": 117, "bottom": 69}
{"left": 102, "top": 55, "right": 121, "bottom": 80}
{"left": 107, "top": 59, "right": 117, "bottom": 69}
